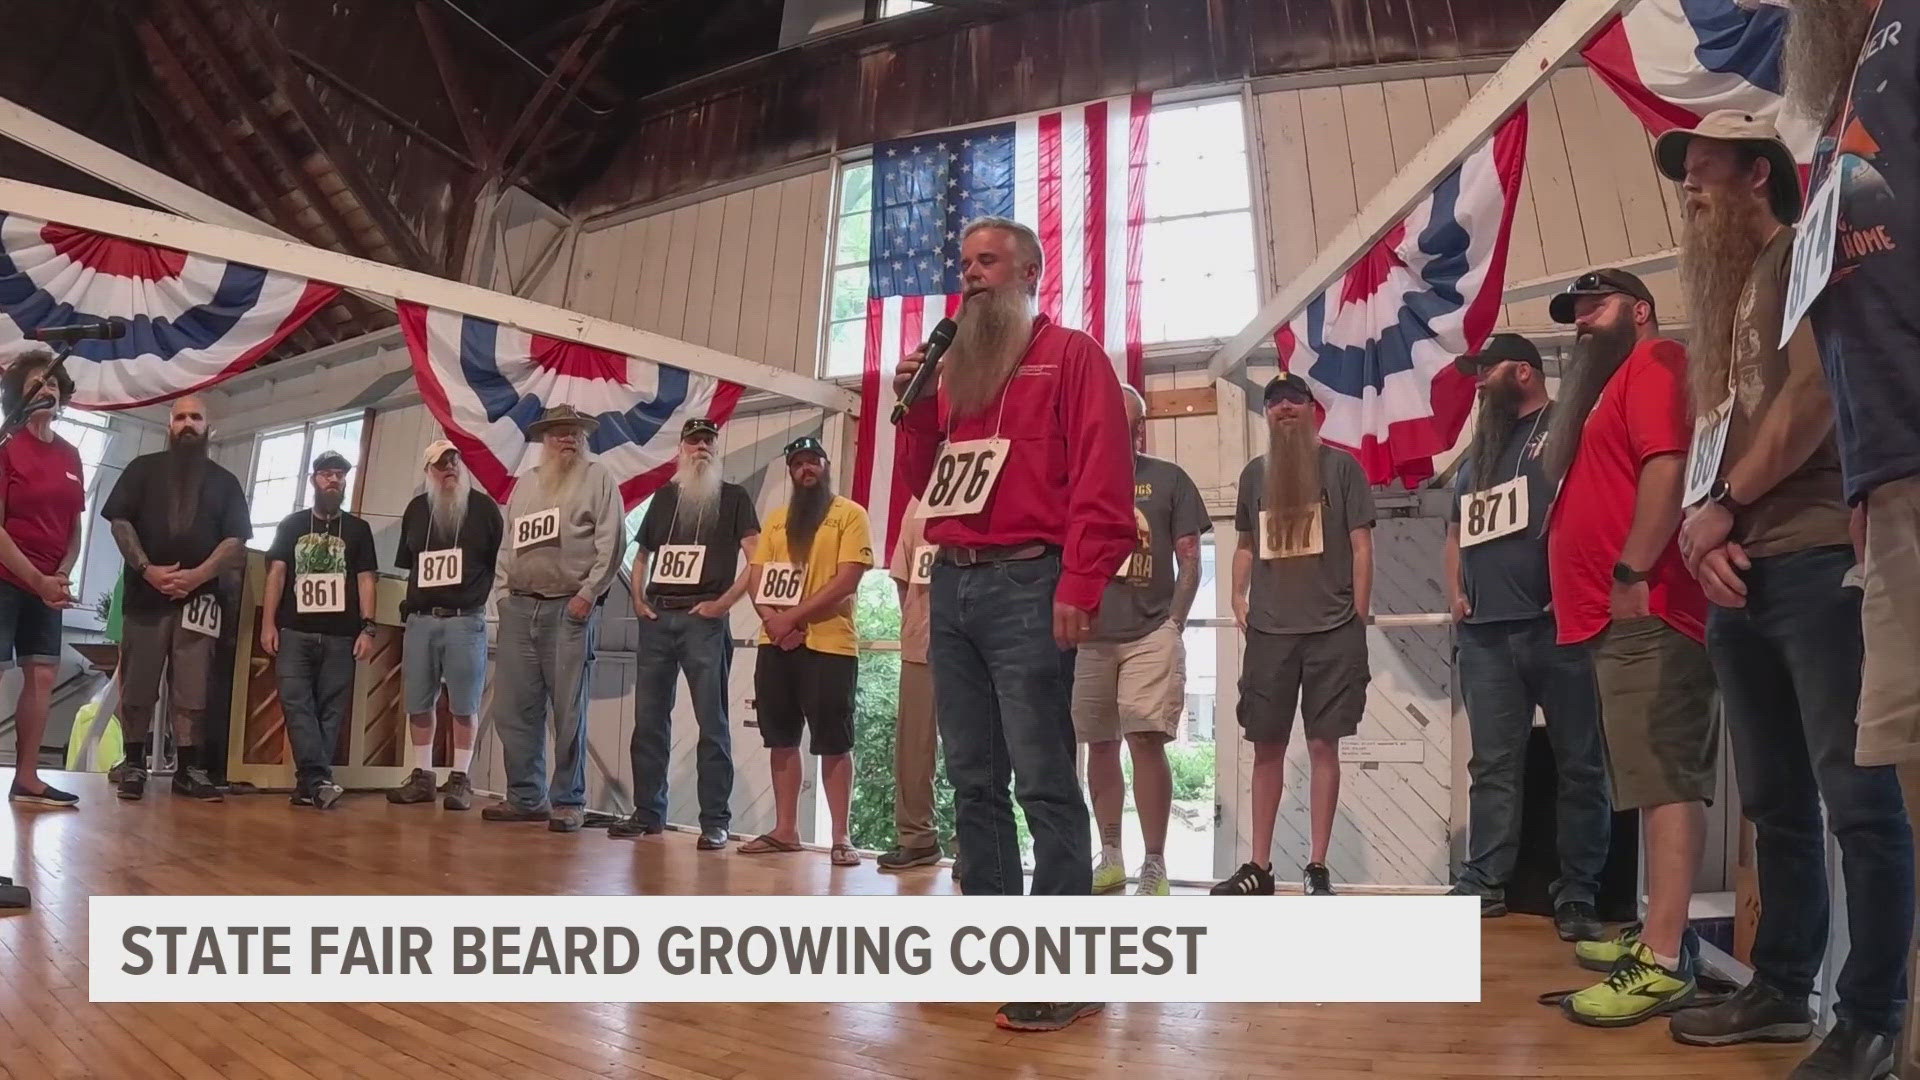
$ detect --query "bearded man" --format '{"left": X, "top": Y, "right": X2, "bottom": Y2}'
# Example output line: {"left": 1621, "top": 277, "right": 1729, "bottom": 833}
{"left": 260, "top": 451, "right": 379, "bottom": 811}
{"left": 387, "top": 441, "right": 502, "bottom": 812}
{"left": 893, "top": 216, "right": 1133, "bottom": 1034}
{"left": 103, "top": 393, "right": 249, "bottom": 802}
{"left": 484, "top": 405, "right": 625, "bottom": 832}
{"left": 614, "top": 417, "right": 760, "bottom": 849}
{"left": 1212, "top": 372, "right": 1375, "bottom": 900}
{"left": 1441, "top": 333, "right": 1609, "bottom": 944}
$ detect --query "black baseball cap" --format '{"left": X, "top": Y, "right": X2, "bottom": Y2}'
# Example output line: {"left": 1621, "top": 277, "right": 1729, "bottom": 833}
{"left": 783, "top": 435, "right": 828, "bottom": 463}
{"left": 1549, "top": 268, "right": 1658, "bottom": 325}
{"left": 1263, "top": 372, "right": 1313, "bottom": 405}
{"left": 311, "top": 450, "right": 353, "bottom": 473}
{"left": 1453, "top": 333, "right": 1544, "bottom": 376}
{"left": 681, "top": 417, "right": 720, "bottom": 440}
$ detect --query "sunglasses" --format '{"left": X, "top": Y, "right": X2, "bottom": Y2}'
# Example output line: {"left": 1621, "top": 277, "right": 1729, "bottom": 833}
{"left": 1266, "top": 388, "right": 1312, "bottom": 405}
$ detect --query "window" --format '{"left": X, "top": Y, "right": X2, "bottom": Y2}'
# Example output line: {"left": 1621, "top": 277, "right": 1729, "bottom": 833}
{"left": 819, "top": 96, "right": 1258, "bottom": 378}
{"left": 246, "top": 413, "right": 364, "bottom": 549}
{"left": 878, "top": 0, "right": 928, "bottom": 16}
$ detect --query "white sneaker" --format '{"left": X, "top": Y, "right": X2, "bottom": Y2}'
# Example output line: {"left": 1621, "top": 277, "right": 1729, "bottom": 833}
{"left": 1093, "top": 853, "right": 1126, "bottom": 893}
{"left": 1134, "top": 858, "right": 1170, "bottom": 896}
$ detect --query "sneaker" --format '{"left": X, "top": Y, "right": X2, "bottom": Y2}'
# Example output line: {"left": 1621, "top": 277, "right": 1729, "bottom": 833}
{"left": 607, "top": 813, "right": 663, "bottom": 839}
{"left": 548, "top": 807, "right": 584, "bottom": 833}
{"left": 1576, "top": 923, "right": 1644, "bottom": 972}
{"left": 107, "top": 759, "right": 132, "bottom": 785}
{"left": 1786, "top": 1018, "right": 1895, "bottom": 1079}
{"left": 1134, "top": 858, "right": 1170, "bottom": 897}
{"left": 218, "top": 780, "right": 260, "bottom": 796}
{"left": 289, "top": 787, "right": 314, "bottom": 807}
{"left": 877, "top": 843, "right": 942, "bottom": 871}
{"left": 8, "top": 781, "right": 78, "bottom": 807}
{"left": 1668, "top": 979, "right": 1813, "bottom": 1047}
{"left": 312, "top": 782, "right": 344, "bottom": 810}
{"left": 1561, "top": 941, "right": 1696, "bottom": 1027}
{"left": 697, "top": 826, "right": 731, "bottom": 851}
{"left": 171, "top": 767, "right": 223, "bottom": 801}
{"left": 1209, "top": 861, "right": 1275, "bottom": 895}
{"left": 116, "top": 765, "right": 148, "bottom": 801}
{"left": 441, "top": 772, "right": 473, "bottom": 811}
{"left": 1448, "top": 884, "right": 1506, "bottom": 917}
{"left": 387, "top": 769, "right": 436, "bottom": 804}
{"left": 1092, "top": 853, "right": 1127, "bottom": 894}
{"left": 482, "top": 801, "right": 550, "bottom": 822}
{"left": 1554, "top": 900, "right": 1605, "bottom": 942}
{"left": 1303, "top": 862, "right": 1335, "bottom": 896}
{"left": 0, "top": 879, "right": 27, "bottom": 909}
{"left": 994, "top": 1002, "right": 1104, "bottom": 1032}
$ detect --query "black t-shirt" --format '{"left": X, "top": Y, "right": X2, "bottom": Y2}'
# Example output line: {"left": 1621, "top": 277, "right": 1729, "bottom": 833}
{"left": 101, "top": 452, "right": 250, "bottom": 615}
{"left": 267, "top": 509, "right": 379, "bottom": 636}
{"left": 637, "top": 483, "right": 760, "bottom": 605}
{"left": 1450, "top": 405, "right": 1556, "bottom": 624}
{"left": 395, "top": 490, "right": 503, "bottom": 616}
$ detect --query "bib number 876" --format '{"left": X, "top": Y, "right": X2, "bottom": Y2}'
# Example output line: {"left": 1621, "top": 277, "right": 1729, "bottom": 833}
{"left": 929, "top": 448, "right": 996, "bottom": 507}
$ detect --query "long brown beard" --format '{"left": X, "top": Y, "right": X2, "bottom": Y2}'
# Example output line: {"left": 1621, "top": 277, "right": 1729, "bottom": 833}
{"left": 1680, "top": 195, "right": 1771, "bottom": 418}
{"left": 786, "top": 467, "right": 834, "bottom": 561}
{"left": 1263, "top": 415, "right": 1320, "bottom": 550}
{"left": 1784, "top": 0, "right": 1876, "bottom": 122}
{"left": 1468, "top": 376, "right": 1522, "bottom": 482}
{"left": 1544, "top": 323, "right": 1635, "bottom": 483}
{"left": 943, "top": 283, "right": 1033, "bottom": 420}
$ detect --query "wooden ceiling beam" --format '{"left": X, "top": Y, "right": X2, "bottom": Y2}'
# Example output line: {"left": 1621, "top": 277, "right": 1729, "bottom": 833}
{"left": 494, "top": 0, "right": 621, "bottom": 175}
{"left": 414, "top": 0, "right": 492, "bottom": 166}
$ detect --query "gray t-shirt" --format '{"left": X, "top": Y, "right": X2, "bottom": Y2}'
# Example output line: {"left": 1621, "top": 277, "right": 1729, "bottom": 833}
{"left": 1092, "top": 455, "right": 1211, "bottom": 643}
{"left": 1234, "top": 446, "right": 1375, "bottom": 634}
{"left": 1449, "top": 405, "right": 1556, "bottom": 624}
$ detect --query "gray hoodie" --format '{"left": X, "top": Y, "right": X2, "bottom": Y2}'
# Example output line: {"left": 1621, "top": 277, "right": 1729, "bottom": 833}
{"left": 495, "top": 460, "right": 625, "bottom": 604}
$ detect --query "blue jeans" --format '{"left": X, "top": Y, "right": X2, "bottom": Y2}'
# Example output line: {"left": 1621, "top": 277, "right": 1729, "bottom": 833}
{"left": 402, "top": 612, "right": 489, "bottom": 715}
{"left": 277, "top": 628, "right": 356, "bottom": 786}
{"left": 630, "top": 607, "right": 734, "bottom": 830}
{"left": 1709, "top": 544, "right": 1913, "bottom": 1033}
{"left": 929, "top": 551, "right": 1090, "bottom": 896}
{"left": 491, "top": 595, "right": 600, "bottom": 811}
{"left": 1454, "top": 616, "right": 1611, "bottom": 907}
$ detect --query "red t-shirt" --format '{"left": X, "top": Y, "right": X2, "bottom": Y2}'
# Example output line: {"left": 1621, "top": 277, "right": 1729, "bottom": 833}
{"left": 0, "top": 428, "right": 85, "bottom": 592}
{"left": 1547, "top": 338, "right": 1707, "bottom": 646}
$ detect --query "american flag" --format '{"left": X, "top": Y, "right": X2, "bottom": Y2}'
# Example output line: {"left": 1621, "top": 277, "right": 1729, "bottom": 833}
{"left": 852, "top": 93, "right": 1151, "bottom": 553}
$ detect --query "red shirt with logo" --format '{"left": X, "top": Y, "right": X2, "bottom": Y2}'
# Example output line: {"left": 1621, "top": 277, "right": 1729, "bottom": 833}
{"left": 1547, "top": 337, "right": 1707, "bottom": 646}
{"left": 0, "top": 428, "right": 84, "bottom": 592}
{"left": 898, "top": 315, "right": 1135, "bottom": 613}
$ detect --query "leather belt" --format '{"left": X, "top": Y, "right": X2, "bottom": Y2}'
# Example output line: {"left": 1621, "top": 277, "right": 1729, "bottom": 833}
{"left": 511, "top": 590, "right": 573, "bottom": 601}
{"left": 938, "top": 543, "right": 1054, "bottom": 567}
{"left": 423, "top": 606, "right": 482, "bottom": 618}
{"left": 651, "top": 595, "right": 710, "bottom": 611}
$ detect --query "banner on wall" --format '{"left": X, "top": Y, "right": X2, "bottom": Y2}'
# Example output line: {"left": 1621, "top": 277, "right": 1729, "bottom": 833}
{"left": 0, "top": 212, "right": 341, "bottom": 409}
{"left": 399, "top": 301, "right": 743, "bottom": 509}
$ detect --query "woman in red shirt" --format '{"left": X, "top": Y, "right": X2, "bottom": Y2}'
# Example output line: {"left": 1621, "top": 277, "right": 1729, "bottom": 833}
{"left": 0, "top": 344, "right": 84, "bottom": 808}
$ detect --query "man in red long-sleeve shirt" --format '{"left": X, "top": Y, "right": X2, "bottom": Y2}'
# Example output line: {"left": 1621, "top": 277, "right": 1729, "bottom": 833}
{"left": 895, "top": 216, "right": 1134, "bottom": 1034}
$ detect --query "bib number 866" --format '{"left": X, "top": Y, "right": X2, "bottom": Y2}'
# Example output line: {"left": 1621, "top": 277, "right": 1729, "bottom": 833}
{"left": 758, "top": 564, "right": 804, "bottom": 606}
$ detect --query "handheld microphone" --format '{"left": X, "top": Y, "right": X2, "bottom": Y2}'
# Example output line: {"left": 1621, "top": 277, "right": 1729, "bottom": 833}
{"left": 28, "top": 320, "right": 125, "bottom": 343}
{"left": 889, "top": 318, "right": 959, "bottom": 425}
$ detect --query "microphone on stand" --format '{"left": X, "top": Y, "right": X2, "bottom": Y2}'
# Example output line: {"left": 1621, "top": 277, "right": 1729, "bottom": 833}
{"left": 890, "top": 318, "right": 959, "bottom": 425}
{"left": 27, "top": 320, "right": 125, "bottom": 343}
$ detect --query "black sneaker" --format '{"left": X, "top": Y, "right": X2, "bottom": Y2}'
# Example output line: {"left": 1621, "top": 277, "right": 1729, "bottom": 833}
{"left": 116, "top": 765, "right": 148, "bottom": 801}
{"left": 1785, "top": 1018, "right": 1894, "bottom": 1079}
{"left": 994, "top": 1002, "right": 1103, "bottom": 1032}
{"left": 1209, "top": 861, "right": 1275, "bottom": 895}
{"left": 607, "top": 813, "right": 664, "bottom": 839}
{"left": 1448, "top": 883, "right": 1506, "bottom": 917}
{"left": 387, "top": 768, "right": 436, "bottom": 804}
{"left": 1668, "top": 978, "right": 1813, "bottom": 1047}
{"left": 9, "top": 781, "right": 78, "bottom": 807}
{"left": 0, "top": 878, "right": 27, "bottom": 909}
{"left": 289, "top": 787, "right": 314, "bottom": 807}
{"left": 1554, "top": 900, "right": 1605, "bottom": 942}
{"left": 171, "top": 767, "right": 223, "bottom": 801}
{"left": 877, "top": 844, "right": 942, "bottom": 871}
{"left": 1303, "top": 862, "right": 1335, "bottom": 896}
{"left": 312, "top": 782, "right": 344, "bottom": 810}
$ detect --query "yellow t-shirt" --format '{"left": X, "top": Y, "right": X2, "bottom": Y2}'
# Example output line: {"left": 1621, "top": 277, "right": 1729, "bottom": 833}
{"left": 751, "top": 495, "right": 874, "bottom": 656}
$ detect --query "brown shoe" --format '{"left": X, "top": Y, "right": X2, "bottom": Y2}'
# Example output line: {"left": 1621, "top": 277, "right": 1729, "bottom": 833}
{"left": 547, "top": 806, "right": 585, "bottom": 833}
{"left": 481, "top": 801, "right": 549, "bottom": 822}
{"left": 387, "top": 768, "right": 436, "bottom": 804}
{"left": 442, "top": 771, "right": 473, "bottom": 811}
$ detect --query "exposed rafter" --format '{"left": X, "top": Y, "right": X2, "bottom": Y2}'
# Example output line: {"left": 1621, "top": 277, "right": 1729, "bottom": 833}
{"left": 495, "top": 0, "right": 623, "bottom": 181}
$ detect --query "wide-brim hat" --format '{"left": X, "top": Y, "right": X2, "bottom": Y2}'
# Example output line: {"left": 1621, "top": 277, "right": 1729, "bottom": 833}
{"left": 1653, "top": 109, "right": 1802, "bottom": 225}
{"left": 526, "top": 403, "right": 600, "bottom": 438}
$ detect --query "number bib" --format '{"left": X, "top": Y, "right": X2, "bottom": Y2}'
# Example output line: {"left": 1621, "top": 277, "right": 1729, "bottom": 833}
{"left": 512, "top": 507, "right": 561, "bottom": 550}
{"left": 1461, "top": 476, "right": 1529, "bottom": 548}
{"left": 1780, "top": 167, "right": 1842, "bottom": 349}
{"left": 755, "top": 562, "right": 805, "bottom": 607}
{"left": 295, "top": 573, "right": 346, "bottom": 614}
{"left": 921, "top": 438, "right": 1010, "bottom": 519}
{"left": 653, "top": 545, "right": 707, "bottom": 586}
{"left": 910, "top": 544, "right": 936, "bottom": 585}
{"left": 182, "top": 592, "right": 220, "bottom": 638}
{"left": 1682, "top": 396, "right": 1733, "bottom": 508}
{"left": 417, "top": 548, "right": 463, "bottom": 589}
{"left": 1257, "top": 506, "right": 1324, "bottom": 560}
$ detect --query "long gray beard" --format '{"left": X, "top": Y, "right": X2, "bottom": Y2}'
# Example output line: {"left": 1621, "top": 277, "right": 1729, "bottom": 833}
{"left": 1544, "top": 324, "right": 1635, "bottom": 482}
{"left": 427, "top": 471, "right": 471, "bottom": 540}
{"left": 673, "top": 450, "right": 722, "bottom": 533}
{"left": 537, "top": 449, "right": 585, "bottom": 505}
{"left": 1680, "top": 197, "right": 1771, "bottom": 418}
{"left": 1468, "top": 379, "right": 1522, "bottom": 483}
{"left": 1263, "top": 416, "right": 1320, "bottom": 551}
{"left": 1784, "top": 0, "right": 1876, "bottom": 122}
{"left": 787, "top": 468, "right": 834, "bottom": 562}
{"left": 943, "top": 284, "right": 1033, "bottom": 420}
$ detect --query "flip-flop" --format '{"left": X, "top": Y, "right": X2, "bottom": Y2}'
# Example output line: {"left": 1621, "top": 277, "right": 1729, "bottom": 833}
{"left": 739, "top": 833, "right": 803, "bottom": 854}
{"left": 830, "top": 844, "right": 862, "bottom": 867}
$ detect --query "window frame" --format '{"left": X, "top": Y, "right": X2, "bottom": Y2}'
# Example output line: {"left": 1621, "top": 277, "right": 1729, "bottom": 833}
{"left": 244, "top": 410, "right": 365, "bottom": 550}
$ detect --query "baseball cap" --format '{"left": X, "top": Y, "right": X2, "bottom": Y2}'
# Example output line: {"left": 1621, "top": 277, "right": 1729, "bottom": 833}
{"left": 783, "top": 435, "right": 829, "bottom": 462}
{"left": 1453, "top": 333, "right": 1544, "bottom": 376}
{"left": 1652, "top": 109, "right": 1802, "bottom": 225}
{"left": 421, "top": 439, "right": 459, "bottom": 468}
{"left": 1262, "top": 372, "right": 1312, "bottom": 405}
{"left": 1548, "top": 268, "right": 1658, "bottom": 325}
{"left": 311, "top": 450, "right": 353, "bottom": 474}
{"left": 682, "top": 417, "right": 720, "bottom": 440}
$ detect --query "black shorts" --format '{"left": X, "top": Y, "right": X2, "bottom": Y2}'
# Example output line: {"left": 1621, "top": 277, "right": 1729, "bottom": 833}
{"left": 754, "top": 645, "right": 857, "bottom": 755}
{"left": 0, "top": 579, "right": 62, "bottom": 666}
{"left": 1236, "top": 616, "right": 1370, "bottom": 746}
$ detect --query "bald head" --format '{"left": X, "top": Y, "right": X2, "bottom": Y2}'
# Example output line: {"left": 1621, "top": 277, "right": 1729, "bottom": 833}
{"left": 169, "top": 394, "right": 209, "bottom": 446}
{"left": 1121, "top": 384, "right": 1146, "bottom": 443}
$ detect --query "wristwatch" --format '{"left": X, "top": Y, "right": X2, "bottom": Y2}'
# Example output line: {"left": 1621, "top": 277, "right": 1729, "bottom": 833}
{"left": 1612, "top": 561, "right": 1648, "bottom": 586}
{"left": 359, "top": 618, "right": 377, "bottom": 636}
{"left": 1708, "top": 477, "right": 1746, "bottom": 511}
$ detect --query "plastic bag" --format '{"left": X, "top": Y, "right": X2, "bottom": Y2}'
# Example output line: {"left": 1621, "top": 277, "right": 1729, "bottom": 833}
{"left": 64, "top": 676, "right": 122, "bottom": 773}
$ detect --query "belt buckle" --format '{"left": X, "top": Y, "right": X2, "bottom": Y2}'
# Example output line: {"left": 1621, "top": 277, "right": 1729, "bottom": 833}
{"left": 948, "top": 547, "right": 983, "bottom": 568}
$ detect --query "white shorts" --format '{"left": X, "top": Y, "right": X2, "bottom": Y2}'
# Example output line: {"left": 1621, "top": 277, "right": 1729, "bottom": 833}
{"left": 1071, "top": 619, "right": 1185, "bottom": 743}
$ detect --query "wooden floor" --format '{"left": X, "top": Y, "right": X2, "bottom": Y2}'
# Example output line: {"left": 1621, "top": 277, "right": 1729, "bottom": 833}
{"left": 2, "top": 768, "right": 1807, "bottom": 1080}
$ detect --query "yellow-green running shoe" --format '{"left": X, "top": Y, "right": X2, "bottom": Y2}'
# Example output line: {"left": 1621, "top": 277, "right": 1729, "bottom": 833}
{"left": 1134, "top": 858, "right": 1170, "bottom": 896}
{"left": 1093, "top": 854, "right": 1126, "bottom": 894}
{"left": 1574, "top": 923, "right": 1641, "bottom": 972}
{"left": 1560, "top": 941, "right": 1696, "bottom": 1028}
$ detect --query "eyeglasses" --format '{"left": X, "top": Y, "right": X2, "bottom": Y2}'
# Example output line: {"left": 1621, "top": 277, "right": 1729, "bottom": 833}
{"left": 1266, "top": 388, "right": 1312, "bottom": 405}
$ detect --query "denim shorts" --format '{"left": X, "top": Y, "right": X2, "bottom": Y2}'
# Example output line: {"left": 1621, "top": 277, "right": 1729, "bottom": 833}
{"left": 402, "top": 612, "right": 489, "bottom": 715}
{"left": 0, "top": 578, "right": 62, "bottom": 666}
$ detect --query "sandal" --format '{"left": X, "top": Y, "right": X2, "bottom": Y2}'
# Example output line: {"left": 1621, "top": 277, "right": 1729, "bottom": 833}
{"left": 739, "top": 833, "right": 803, "bottom": 854}
{"left": 830, "top": 844, "right": 862, "bottom": 867}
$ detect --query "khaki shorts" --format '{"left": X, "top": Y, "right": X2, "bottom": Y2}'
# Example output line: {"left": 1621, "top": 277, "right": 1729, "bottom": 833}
{"left": 1072, "top": 619, "right": 1185, "bottom": 742}
{"left": 1858, "top": 475, "right": 1920, "bottom": 765}
{"left": 1591, "top": 615, "right": 1718, "bottom": 810}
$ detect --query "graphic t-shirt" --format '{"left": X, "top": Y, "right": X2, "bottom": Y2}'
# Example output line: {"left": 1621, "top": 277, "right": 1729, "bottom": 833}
{"left": 267, "top": 509, "right": 379, "bottom": 636}
{"left": 1450, "top": 405, "right": 1556, "bottom": 624}
{"left": 1233, "top": 446, "right": 1375, "bottom": 635}
{"left": 638, "top": 482, "right": 760, "bottom": 606}
{"left": 0, "top": 428, "right": 84, "bottom": 592}
{"left": 101, "top": 451, "right": 251, "bottom": 615}
{"left": 750, "top": 496, "right": 874, "bottom": 657}
{"left": 1809, "top": 0, "right": 1920, "bottom": 503}
{"left": 1091, "top": 455, "right": 1210, "bottom": 643}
